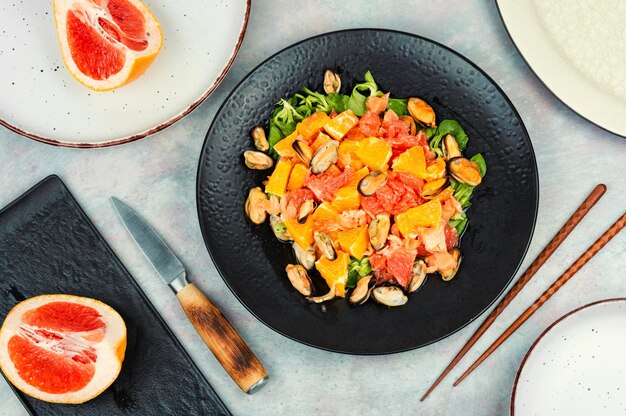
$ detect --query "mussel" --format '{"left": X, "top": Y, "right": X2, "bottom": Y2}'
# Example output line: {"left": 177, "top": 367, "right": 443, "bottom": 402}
{"left": 310, "top": 140, "right": 339, "bottom": 174}
{"left": 251, "top": 126, "right": 269, "bottom": 152}
{"left": 442, "top": 134, "right": 462, "bottom": 160}
{"left": 298, "top": 199, "right": 316, "bottom": 223}
{"left": 307, "top": 283, "right": 336, "bottom": 303}
{"left": 358, "top": 170, "right": 387, "bottom": 196}
{"left": 285, "top": 264, "right": 313, "bottom": 296}
{"left": 368, "top": 214, "right": 390, "bottom": 251}
{"left": 243, "top": 150, "right": 274, "bottom": 170}
{"left": 269, "top": 215, "right": 292, "bottom": 242}
{"left": 349, "top": 275, "right": 374, "bottom": 305}
{"left": 407, "top": 97, "right": 436, "bottom": 128}
{"left": 292, "top": 139, "right": 314, "bottom": 165}
{"left": 448, "top": 157, "right": 482, "bottom": 186}
{"left": 314, "top": 231, "right": 336, "bottom": 260}
{"left": 421, "top": 178, "right": 448, "bottom": 198}
{"left": 408, "top": 260, "right": 427, "bottom": 293}
{"left": 323, "top": 69, "right": 341, "bottom": 94}
{"left": 292, "top": 242, "right": 315, "bottom": 270}
{"left": 372, "top": 286, "right": 408, "bottom": 307}
{"left": 399, "top": 115, "right": 417, "bottom": 135}
{"left": 440, "top": 248, "right": 462, "bottom": 281}
{"left": 245, "top": 187, "right": 267, "bottom": 225}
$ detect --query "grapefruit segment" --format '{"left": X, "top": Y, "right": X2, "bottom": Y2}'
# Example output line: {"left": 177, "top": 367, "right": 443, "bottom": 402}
{"left": 0, "top": 295, "right": 127, "bottom": 404}
{"left": 53, "top": 0, "right": 163, "bottom": 91}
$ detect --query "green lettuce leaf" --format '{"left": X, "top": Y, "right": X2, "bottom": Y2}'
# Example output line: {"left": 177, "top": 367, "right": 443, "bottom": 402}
{"left": 430, "top": 119, "right": 469, "bottom": 150}
{"left": 387, "top": 98, "right": 408, "bottom": 116}
{"left": 346, "top": 256, "right": 372, "bottom": 289}
{"left": 470, "top": 153, "right": 487, "bottom": 177}
{"left": 347, "top": 70, "right": 382, "bottom": 116}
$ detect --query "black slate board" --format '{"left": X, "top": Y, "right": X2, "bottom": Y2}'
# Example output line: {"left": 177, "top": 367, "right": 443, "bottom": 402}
{"left": 0, "top": 176, "right": 230, "bottom": 416}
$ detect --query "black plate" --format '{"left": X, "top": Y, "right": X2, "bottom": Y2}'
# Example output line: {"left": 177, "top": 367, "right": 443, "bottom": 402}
{"left": 0, "top": 176, "right": 230, "bottom": 415}
{"left": 196, "top": 29, "right": 538, "bottom": 354}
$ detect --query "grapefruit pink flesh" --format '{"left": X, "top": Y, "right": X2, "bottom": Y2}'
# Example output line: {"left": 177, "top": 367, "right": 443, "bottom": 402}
{"left": 8, "top": 302, "right": 105, "bottom": 394}
{"left": 8, "top": 334, "right": 96, "bottom": 394}
{"left": 54, "top": 0, "right": 162, "bottom": 90}
{"left": 0, "top": 295, "right": 127, "bottom": 403}
{"left": 67, "top": 10, "right": 125, "bottom": 80}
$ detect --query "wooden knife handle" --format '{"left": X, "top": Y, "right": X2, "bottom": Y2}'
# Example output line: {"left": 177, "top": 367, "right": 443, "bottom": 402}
{"left": 176, "top": 283, "right": 268, "bottom": 394}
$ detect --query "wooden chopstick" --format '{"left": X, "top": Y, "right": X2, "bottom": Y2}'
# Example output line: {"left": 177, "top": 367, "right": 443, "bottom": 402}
{"left": 420, "top": 184, "right": 606, "bottom": 400}
{"left": 454, "top": 211, "right": 626, "bottom": 386}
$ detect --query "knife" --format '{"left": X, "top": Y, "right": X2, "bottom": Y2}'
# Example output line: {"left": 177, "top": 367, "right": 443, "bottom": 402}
{"left": 111, "top": 197, "right": 268, "bottom": 394}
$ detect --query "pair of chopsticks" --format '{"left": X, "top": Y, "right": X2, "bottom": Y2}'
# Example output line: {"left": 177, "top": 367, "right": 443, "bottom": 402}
{"left": 421, "top": 184, "right": 626, "bottom": 400}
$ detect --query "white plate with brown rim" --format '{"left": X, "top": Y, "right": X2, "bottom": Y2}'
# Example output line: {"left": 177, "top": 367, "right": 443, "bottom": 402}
{"left": 0, "top": 0, "right": 249, "bottom": 147}
{"left": 512, "top": 298, "right": 626, "bottom": 415}
{"left": 496, "top": 0, "right": 626, "bottom": 138}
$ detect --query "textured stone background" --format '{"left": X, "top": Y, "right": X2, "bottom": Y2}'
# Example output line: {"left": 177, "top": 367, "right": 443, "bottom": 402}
{"left": 1, "top": 1, "right": 625, "bottom": 415}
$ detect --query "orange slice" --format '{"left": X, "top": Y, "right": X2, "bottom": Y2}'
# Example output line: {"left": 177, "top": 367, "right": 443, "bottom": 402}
{"left": 391, "top": 146, "right": 427, "bottom": 178}
{"left": 336, "top": 226, "right": 369, "bottom": 259}
{"left": 311, "top": 132, "right": 332, "bottom": 152}
{"left": 315, "top": 251, "right": 350, "bottom": 297}
{"left": 265, "top": 159, "right": 293, "bottom": 197}
{"left": 323, "top": 110, "right": 359, "bottom": 140}
{"left": 355, "top": 137, "right": 392, "bottom": 171}
{"left": 53, "top": 0, "right": 163, "bottom": 91}
{"left": 284, "top": 217, "right": 314, "bottom": 248}
{"left": 0, "top": 295, "right": 126, "bottom": 404}
{"left": 296, "top": 112, "right": 331, "bottom": 141}
{"left": 331, "top": 186, "right": 361, "bottom": 212}
{"left": 287, "top": 163, "right": 309, "bottom": 191}
{"left": 273, "top": 132, "right": 299, "bottom": 158}
{"left": 395, "top": 199, "right": 442, "bottom": 237}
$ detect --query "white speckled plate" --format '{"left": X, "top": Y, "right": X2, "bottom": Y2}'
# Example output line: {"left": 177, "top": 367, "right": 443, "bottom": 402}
{"left": 512, "top": 298, "right": 626, "bottom": 416}
{"left": 0, "top": 0, "right": 249, "bottom": 147}
{"left": 496, "top": 0, "right": 626, "bottom": 138}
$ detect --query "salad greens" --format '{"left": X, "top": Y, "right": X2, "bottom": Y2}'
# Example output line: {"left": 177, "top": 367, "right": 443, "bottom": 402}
{"left": 346, "top": 70, "right": 384, "bottom": 116}
{"left": 267, "top": 71, "right": 397, "bottom": 156}
{"left": 429, "top": 119, "right": 469, "bottom": 151}
{"left": 264, "top": 69, "right": 488, "bottom": 235}
{"left": 448, "top": 152, "right": 487, "bottom": 234}
{"left": 387, "top": 98, "right": 408, "bottom": 116}
{"left": 346, "top": 257, "right": 372, "bottom": 289}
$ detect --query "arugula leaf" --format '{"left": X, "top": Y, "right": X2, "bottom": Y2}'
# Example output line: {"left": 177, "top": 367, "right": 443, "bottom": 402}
{"left": 470, "top": 153, "right": 487, "bottom": 177}
{"left": 452, "top": 181, "right": 475, "bottom": 208}
{"left": 387, "top": 98, "right": 408, "bottom": 116}
{"left": 346, "top": 270, "right": 360, "bottom": 289}
{"left": 431, "top": 119, "right": 469, "bottom": 150}
{"left": 424, "top": 127, "right": 437, "bottom": 139}
{"left": 272, "top": 99, "right": 300, "bottom": 136}
{"left": 448, "top": 212, "right": 469, "bottom": 235}
{"left": 299, "top": 88, "right": 330, "bottom": 113}
{"left": 347, "top": 70, "right": 382, "bottom": 116}
{"left": 347, "top": 91, "right": 368, "bottom": 117}
{"left": 268, "top": 96, "right": 313, "bottom": 155}
{"left": 326, "top": 93, "right": 349, "bottom": 113}
{"left": 346, "top": 256, "right": 372, "bottom": 289}
{"left": 267, "top": 120, "right": 283, "bottom": 158}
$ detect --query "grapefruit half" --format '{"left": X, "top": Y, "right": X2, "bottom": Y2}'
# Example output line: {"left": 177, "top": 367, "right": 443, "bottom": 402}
{"left": 0, "top": 294, "right": 127, "bottom": 404}
{"left": 53, "top": 0, "right": 163, "bottom": 91}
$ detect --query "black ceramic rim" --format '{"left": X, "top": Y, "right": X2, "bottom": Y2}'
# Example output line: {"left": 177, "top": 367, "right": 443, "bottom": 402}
{"left": 510, "top": 298, "right": 626, "bottom": 415}
{"left": 196, "top": 28, "right": 539, "bottom": 354}
{"left": 494, "top": 0, "right": 625, "bottom": 140}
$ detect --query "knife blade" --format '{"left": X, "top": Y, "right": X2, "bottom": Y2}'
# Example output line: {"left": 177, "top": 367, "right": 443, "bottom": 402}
{"left": 111, "top": 197, "right": 268, "bottom": 394}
